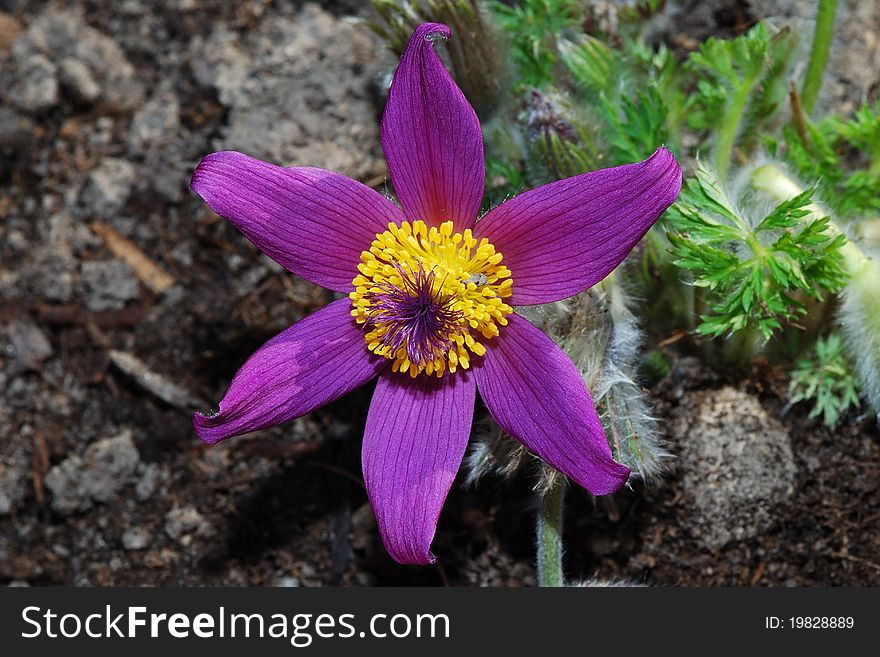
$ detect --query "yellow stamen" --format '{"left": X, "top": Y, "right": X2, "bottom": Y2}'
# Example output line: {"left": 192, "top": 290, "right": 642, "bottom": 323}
{"left": 350, "top": 220, "right": 513, "bottom": 377}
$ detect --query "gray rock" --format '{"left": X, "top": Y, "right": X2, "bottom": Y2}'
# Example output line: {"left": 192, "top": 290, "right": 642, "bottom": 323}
{"left": 8, "top": 53, "right": 59, "bottom": 114}
{"left": 79, "top": 260, "right": 140, "bottom": 311}
{"left": 10, "top": 7, "right": 144, "bottom": 111}
{"left": 26, "top": 252, "right": 75, "bottom": 303}
{"left": 58, "top": 56, "right": 101, "bottom": 104}
{"left": 135, "top": 463, "right": 162, "bottom": 501}
{"left": 671, "top": 387, "right": 797, "bottom": 549}
{"left": 128, "top": 84, "right": 181, "bottom": 156}
{"left": 121, "top": 527, "right": 151, "bottom": 551}
{"left": 189, "top": 27, "right": 248, "bottom": 105}
{"left": 44, "top": 430, "right": 140, "bottom": 515}
{"left": 5, "top": 319, "right": 53, "bottom": 372}
{"left": 275, "top": 576, "right": 301, "bottom": 587}
{"left": 164, "top": 506, "right": 210, "bottom": 543}
{"left": 80, "top": 157, "right": 136, "bottom": 219}
{"left": 191, "top": 3, "right": 390, "bottom": 179}
{"left": 127, "top": 84, "right": 189, "bottom": 202}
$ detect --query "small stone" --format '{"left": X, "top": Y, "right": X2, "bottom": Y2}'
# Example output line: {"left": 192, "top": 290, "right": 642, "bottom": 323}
{"left": 8, "top": 53, "right": 59, "bottom": 114}
{"left": 28, "top": 253, "right": 75, "bottom": 303}
{"left": 85, "top": 432, "right": 141, "bottom": 503}
{"left": 121, "top": 527, "right": 151, "bottom": 551}
{"left": 275, "top": 576, "right": 301, "bottom": 587}
{"left": 671, "top": 387, "right": 797, "bottom": 549}
{"left": 164, "top": 506, "right": 209, "bottom": 543}
{"left": 59, "top": 57, "right": 101, "bottom": 104}
{"left": 44, "top": 430, "right": 140, "bottom": 515}
{"left": 135, "top": 463, "right": 162, "bottom": 501}
{"left": 10, "top": 7, "right": 144, "bottom": 111}
{"left": 6, "top": 319, "right": 53, "bottom": 372}
{"left": 80, "top": 158, "right": 137, "bottom": 219}
{"left": 192, "top": 4, "right": 390, "bottom": 180}
{"left": 128, "top": 84, "right": 180, "bottom": 156}
{"left": 79, "top": 260, "right": 140, "bottom": 311}
{"left": 44, "top": 456, "right": 88, "bottom": 515}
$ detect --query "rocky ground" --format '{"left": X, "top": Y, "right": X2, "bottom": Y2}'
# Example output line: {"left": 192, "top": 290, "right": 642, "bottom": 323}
{"left": 0, "top": 0, "right": 878, "bottom": 587}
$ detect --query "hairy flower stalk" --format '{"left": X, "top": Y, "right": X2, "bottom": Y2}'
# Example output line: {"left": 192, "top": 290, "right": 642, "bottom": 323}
{"left": 536, "top": 472, "right": 566, "bottom": 587}
{"left": 751, "top": 162, "right": 880, "bottom": 411}
{"left": 801, "top": 0, "right": 837, "bottom": 116}
{"left": 188, "top": 23, "right": 680, "bottom": 566}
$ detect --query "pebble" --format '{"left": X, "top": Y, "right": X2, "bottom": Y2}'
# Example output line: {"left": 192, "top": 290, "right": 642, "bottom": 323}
{"left": 121, "top": 527, "right": 152, "bottom": 551}
{"left": 8, "top": 53, "right": 59, "bottom": 114}
{"left": 5, "top": 319, "right": 53, "bottom": 372}
{"left": 275, "top": 576, "right": 301, "bottom": 587}
{"left": 59, "top": 56, "right": 101, "bottom": 104}
{"left": 192, "top": 4, "right": 389, "bottom": 179}
{"left": 44, "top": 430, "right": 141, "bottom": 515}
{"left": 8, "top": 7, "right": 144, "bottom": 113}
{"left": 164, "top": 506, "right": 210, "bottom": 544}
{"left": 80, "top": 158, "right": 137, "bottom": 220}
{"left": 79, "top": 260, "right": 140, "bottom": 311}
{"left": 671, "top": 387, "right": 797, "bottom": 549}
{"left": 135, "top": 463, "right": 162, "bottom": 501}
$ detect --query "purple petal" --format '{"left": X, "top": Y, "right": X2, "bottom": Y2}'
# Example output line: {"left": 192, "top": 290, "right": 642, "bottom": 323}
{"left": 191, "top": 151, "right": 405, "bottom": 293}
{"left": 362, "top": 371, "right": 475, "bottom": 564}
{"left": 473, "top": 313, "right": 630, "bottom": 495}
{"left": 475, "top": 148, "right": 681, "bottom": 305}
{"left": 193, "top": 299, "right": 384, "bottom": 444}
{"left": 381, "top": 23, "right": 485, "bottom": 232}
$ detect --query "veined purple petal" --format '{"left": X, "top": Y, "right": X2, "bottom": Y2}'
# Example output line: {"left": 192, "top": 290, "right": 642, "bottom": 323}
{"left": 473, "top": 313, "right": 630, "bottom": 495}
{"left": 381, "top": 23, "right": 485, "bottom": 232}
{"left": 362, "top": 371, "right": 475, "bottom": 564}
{"left": 193, "top": 299, "right": 384, "bottom": 444}
{"left": 191, "top": 151, "right": 405, "bottom": 293}
{"left": 475, "top": 148, "right": 681, "bottom": 305}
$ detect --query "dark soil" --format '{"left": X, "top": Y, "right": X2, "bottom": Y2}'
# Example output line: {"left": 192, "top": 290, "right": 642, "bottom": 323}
{"left": 0, "top": 0, "right": 877, "bottom": 587}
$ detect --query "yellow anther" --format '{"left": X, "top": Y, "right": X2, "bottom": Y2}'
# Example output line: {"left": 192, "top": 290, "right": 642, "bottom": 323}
{"left": 350, "top": 220, "right": 513, "bottom": 377}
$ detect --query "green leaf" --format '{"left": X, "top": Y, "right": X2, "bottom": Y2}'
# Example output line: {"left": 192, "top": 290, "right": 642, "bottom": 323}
{"left": 789, "top": 334, "right": 862, "bottom": 428}
{"left": 666, "top": 163, "right": 850, "bottom": 340}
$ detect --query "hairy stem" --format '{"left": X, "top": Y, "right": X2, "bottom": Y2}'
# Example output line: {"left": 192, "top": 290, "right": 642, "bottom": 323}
{"left": 714, "top": 80, "right": 754, "bottom": 180}
{"left": 801, "top": 0, "right": 837, "bottom": 115}
{"left": 537, "top": 478, "right": 565, "bottom": 587}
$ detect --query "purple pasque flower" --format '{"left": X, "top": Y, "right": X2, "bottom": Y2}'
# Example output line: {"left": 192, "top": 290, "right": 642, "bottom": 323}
{"left": 189, "top": 22, "right": 681, "bottom": 565}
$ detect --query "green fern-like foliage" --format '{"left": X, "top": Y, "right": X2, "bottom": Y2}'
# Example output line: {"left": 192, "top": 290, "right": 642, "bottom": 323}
{"left": 489, "top": 0, "right": 582, "bottom": 88}
{"left": 558, "top": 34, "right": 674, "bottom": 166}
{"left": 789, "top": 334, "right": 861, "bottom": 427}
{"left": 666, "top": 163, "right": 849, "bottom": 340}
{"left": 768, "top": 101, "right": 880, "bottom": 217}
{"left": 685, "top": 22, "right": 797, "bottom": 177}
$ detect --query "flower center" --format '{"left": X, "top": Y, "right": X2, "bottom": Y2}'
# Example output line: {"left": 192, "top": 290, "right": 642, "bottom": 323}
{"left": 350, "top": 220, "right": 513, "bottom": 377}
